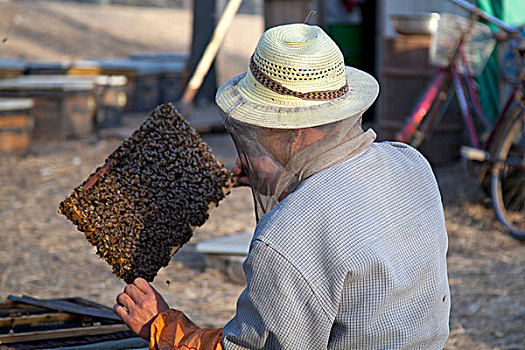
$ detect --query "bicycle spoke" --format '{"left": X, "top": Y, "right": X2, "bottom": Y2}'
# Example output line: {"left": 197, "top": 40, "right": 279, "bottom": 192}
{"left": 502, "top": 172, "right": 525, "bottom": 211}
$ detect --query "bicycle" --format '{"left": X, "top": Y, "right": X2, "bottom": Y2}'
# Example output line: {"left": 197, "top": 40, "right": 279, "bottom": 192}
{"left": 395, "top": 0, "right": 525, "bottom": 240}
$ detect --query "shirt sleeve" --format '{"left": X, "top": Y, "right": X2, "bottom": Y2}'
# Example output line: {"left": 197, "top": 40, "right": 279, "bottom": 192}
{"left": 222, "top": 239, "right": 332, "bottom": 349}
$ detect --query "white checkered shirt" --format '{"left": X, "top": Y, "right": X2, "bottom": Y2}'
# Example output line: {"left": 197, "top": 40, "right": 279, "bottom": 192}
{"left": 222, "top": 142, "right": 451, "bottom": 349}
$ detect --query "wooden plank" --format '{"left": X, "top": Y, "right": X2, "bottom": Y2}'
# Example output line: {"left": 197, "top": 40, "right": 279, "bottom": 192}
{"left": 0, "top": 76, "right": 94, "bottom": 92}
{"left": 68, "top": 67, "right": 103, "bottom": 75}
{"left": 0, "top": 69, "right": 24, "bottom": 80}
{"left": 187, "top": 0, "right": 217, "bottom": 105}
{"left": 0, "top": 324, "right": 129, "bottom": 344}
{"left": 0, "top": 98, "right": 33, "bottom": 112}
{"left": 0, "top": 312, "right": 77, "bottom": 327}
{"left": 0, "top": 301, "right": 49, "bottom": 314}
{"left": 62, "top": 298, "right": 113, "bottom": 311}
{"left": 7, "top": 296, "right": 120, "bottom": 321}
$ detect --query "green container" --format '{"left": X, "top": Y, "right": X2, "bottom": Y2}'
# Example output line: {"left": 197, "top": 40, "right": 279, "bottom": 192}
{"left": 327, "top": 24, "right": 364, "bottom": 68}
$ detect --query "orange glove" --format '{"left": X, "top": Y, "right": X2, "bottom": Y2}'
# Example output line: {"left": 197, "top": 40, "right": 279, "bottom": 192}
{"left": 150, "top": 309, "right": 224, "bottom": 350}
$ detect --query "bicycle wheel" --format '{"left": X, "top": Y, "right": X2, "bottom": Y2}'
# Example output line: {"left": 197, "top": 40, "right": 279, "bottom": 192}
{"left": 491, "top": 103, "right": 525, "bottom": 239}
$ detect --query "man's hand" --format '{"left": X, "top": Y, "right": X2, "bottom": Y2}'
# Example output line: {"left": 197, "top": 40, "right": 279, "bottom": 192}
{"left": 113, "top": 278, "right": 170, "bottom": 340}
{"left": 232, "top": 156, "right": 284, "bottom": 196}
{"left": 232, "top": 158, "right": 250, "bottom": 187}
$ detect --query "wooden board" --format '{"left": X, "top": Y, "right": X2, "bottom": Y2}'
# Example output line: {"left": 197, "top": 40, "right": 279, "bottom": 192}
{"left": 0, "top": 313, "right": 77, "bottom": 328}
{"left": 0, "top": 324, "right": 129, "bottom": 344}
{"left": 0, "top": 296, "right": 133, "bottom": 347}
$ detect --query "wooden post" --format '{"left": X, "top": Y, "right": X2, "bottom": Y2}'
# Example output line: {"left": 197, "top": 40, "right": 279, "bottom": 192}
{"left": 180, "top": 0, "right": 243, "bottom": 111}
{"left": 187, "top": 0, "right": 218, "bottom": 106}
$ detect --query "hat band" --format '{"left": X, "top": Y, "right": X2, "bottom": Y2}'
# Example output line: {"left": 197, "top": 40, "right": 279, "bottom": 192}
{"left": 249, "top": 55, "right": 348, "bottom": 101}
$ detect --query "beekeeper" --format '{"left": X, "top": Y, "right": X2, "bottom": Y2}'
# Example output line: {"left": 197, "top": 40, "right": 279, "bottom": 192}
{"left": 114, "top": 23, "right": 451, "bottom": 349}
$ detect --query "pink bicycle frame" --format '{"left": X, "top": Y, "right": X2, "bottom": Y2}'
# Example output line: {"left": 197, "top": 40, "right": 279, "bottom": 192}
{"left": 396, "top": 69, "right": 448, "bottom": 143}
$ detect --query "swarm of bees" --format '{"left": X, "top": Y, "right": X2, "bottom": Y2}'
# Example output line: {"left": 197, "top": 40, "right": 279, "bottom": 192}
{"left": 59, "top": 103, "right": 232, "bottom": 283}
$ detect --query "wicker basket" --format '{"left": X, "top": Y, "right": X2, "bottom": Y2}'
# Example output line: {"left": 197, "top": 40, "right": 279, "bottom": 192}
{"left": 429, "top": 13, "right": 496, "bottom": 77}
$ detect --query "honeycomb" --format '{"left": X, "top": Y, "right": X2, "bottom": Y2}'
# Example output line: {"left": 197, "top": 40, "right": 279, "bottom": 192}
{"left": 59, "top": 103, "right": 232, "bottom": 283}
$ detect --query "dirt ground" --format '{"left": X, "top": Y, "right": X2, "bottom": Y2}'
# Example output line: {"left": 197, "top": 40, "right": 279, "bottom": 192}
{"left": 0, "top": 1, "right": 524, "bottom": 349}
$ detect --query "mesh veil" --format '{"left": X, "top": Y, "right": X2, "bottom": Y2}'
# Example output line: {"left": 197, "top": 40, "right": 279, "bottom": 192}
{"left": 222, "top": 107, "right": 376, "bottom": 221}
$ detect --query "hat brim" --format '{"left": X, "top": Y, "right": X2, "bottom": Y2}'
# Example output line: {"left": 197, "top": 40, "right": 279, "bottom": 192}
{"left": 216, "top": 67, "right": 379, "bottom": 129}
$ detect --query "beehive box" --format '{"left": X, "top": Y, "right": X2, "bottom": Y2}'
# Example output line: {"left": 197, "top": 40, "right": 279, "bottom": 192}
{"left": 92, "top": 75, "right": 128, "bottom": 129}
{"left": 0, "top": 75, "right": 96, "bottom": 141}
{"left": 69, "top": 59, "right": 161, "bottom": 112}
{"left": 128, "top": 52, "right": 189, "bottom": 105}
{"left": 59, "top": 104, "right": 233, "bottom": 283}
{"left": 0, "top": 98, "right": 33, "bottom": 152}
{"left": 156, "top": 61, "right": 186, "bottom": 105}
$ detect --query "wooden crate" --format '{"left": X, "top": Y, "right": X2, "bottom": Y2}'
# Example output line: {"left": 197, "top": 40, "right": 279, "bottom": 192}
{"left": 377, "top": 35, "right": 436, "bottom": 140}
{"left": 377, "top": 35, "right": 463, "bottom": 165}
{"left": 0, "top": 76, "right": 97, "bottom": 141}
{"left": 0, "top": 98, "right": 33, "bottom": 152}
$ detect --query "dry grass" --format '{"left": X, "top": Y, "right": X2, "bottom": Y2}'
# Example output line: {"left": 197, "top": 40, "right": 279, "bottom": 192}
{"left": 1, "top": 136, "right": 523, "bottom": 348}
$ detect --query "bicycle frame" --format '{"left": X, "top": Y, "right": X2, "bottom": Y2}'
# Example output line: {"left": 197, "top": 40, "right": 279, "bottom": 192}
{"left": 484, "top": 82, "right": 524, "bottom": 153}
{"left": 396, "top": 32, "right": 524, "bottom": 160}
{"left": 396, "top": 69, "right": 448, "bottom": 144}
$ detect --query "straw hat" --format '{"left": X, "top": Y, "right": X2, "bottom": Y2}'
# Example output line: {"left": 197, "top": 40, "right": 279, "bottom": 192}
{"left": 216, "top": 23, "right": 379, "bottom": 129}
